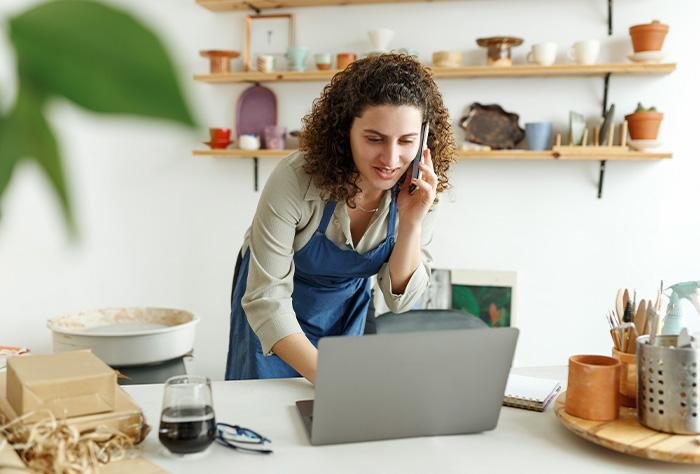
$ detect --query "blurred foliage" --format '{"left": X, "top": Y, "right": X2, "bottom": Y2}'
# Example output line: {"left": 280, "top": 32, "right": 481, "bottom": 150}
{"left": 0, "top": 0, "right": 195, "bottom": 234}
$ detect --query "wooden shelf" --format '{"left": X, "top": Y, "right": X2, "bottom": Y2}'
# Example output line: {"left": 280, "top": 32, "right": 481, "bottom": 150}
{"left": 458, "top": 149, "right": 672, "bottom": 161}
{"left": 193, "top": 149, "right": 672, "bottom": 160}
{"left": 194, "top": 63, "right": 676, "bottom": 83}
{"left": 193, "top": 149, "right": 294, "bottom": 157}
{"left": 196, "top": 0, "right": 438, "bottom": 12}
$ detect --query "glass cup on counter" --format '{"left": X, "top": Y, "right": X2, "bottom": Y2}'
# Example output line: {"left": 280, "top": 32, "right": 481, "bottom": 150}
{"left": 158, "top": 375, "right": 216, "bottom": 456}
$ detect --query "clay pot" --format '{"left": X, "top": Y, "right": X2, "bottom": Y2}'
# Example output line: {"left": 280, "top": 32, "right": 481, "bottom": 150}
{"left": 336, "top": 53, "right": 357, "bottom": 70}
{"left": 612, "top": 348, "right": 637, "bottom": 408}
{"left": 565, "top": 355, "right": 621, "bottom": 421}
{"left": 629, "top": 22, "right": 669, "bottom": 52}
{"left": 624, "top": 111, "right": 664, "bottom": 140}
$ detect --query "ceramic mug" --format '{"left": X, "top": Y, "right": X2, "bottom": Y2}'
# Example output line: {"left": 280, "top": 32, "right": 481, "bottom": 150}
{"left": 256, "top": 54, "right": 275, "bottom": 73}
{"left": 525, "top": 122, "right": 553, "bottom": 150}
{"left": 568, "top": 40, "right": 600, "bottom": 65}
{"left": 336, "top": 52, "right": 357, "bottom": 70}
{"left": 565, "top": 355, "right": 621, "bottom": 421}
{"left": 527, "top": 42, "right": 557, "bottom": 66}
{"left": 263, "top": 125, "right": 287, "bottom": 150}
{"left": 314, "top": 53, "right": 332, "bottom": 70}
{"left": 239, "top": 134, "right": 261, "bottom": 151}
{"left": 285, "top": 47, "right": 309, "bottom": 72}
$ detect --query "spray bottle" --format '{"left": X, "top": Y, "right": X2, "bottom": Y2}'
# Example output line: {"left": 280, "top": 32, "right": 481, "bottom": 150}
{"left": 660, "top": 281, "right": 700, "bottom": 335}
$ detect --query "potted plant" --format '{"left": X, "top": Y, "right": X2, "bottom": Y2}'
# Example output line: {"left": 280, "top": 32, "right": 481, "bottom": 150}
{"left": 629, "top": 20, "right": 669, "bottom": 52}
{"left": 625, "top": 103, "right": 664, "bottom": 140}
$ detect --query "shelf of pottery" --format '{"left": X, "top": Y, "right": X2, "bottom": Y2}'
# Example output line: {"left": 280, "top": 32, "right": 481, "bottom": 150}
{"left": 193, "top": 4, "right": 674, "bottom": 192}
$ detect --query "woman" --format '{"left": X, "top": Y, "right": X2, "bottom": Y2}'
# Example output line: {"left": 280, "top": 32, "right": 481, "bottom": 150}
{"left": 226, "top": 54, "right": 456, "bottom": 383}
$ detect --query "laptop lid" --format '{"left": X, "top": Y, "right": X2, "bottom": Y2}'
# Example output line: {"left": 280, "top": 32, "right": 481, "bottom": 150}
{"left": 308, "top": 327, "right": 518, "bottom": 445}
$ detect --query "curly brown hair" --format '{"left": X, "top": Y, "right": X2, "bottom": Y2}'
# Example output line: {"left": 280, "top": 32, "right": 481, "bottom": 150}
{"left": 301, "top": 53, "right": 456, "bottom": 205}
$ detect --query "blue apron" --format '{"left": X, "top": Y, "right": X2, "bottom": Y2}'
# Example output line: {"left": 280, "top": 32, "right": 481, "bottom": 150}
{"left": 225, "top": 190, "right": 397, "bottom": 380}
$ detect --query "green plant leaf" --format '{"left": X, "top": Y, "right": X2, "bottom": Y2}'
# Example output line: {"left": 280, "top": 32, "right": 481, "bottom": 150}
{"left": 9, "top": 0, "right": 194, "bottom": 126}
{"left": 0, "top": 117, "right": 20, "bottom": 202}
{"left": 5, "top": 80, "right": 75, "bottom": 233}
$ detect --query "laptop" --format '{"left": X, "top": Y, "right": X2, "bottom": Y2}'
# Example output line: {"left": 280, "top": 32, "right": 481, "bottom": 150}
{"left": 296, "top": 327, "right": 518, "bottom": 445}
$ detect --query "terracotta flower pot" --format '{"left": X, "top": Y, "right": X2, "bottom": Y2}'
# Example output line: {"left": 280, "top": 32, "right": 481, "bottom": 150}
{"left": 629, "top": 22, "right": 669, "bottom": 52}
{"left": 565, "top": 355, "right": 621, "bottom": 421}
{"left": 612, "top": 348, "right": 637, "bottom": 408}
{"left": 624, "top": 111, "right": 664, "bottom": 140}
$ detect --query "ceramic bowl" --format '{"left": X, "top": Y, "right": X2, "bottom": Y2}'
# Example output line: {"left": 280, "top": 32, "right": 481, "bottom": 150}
{"left": 432, "top": 50, "right": 462, "bottom": 67}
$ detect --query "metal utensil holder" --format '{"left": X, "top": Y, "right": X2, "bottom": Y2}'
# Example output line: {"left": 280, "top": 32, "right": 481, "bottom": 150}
{"left": 637, "top": 335, "right": 700, "bottom": 434}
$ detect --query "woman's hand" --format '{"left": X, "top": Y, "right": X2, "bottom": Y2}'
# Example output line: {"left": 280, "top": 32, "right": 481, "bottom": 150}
{"left": 397, "top": 148, "right": 437, "bottom": 226}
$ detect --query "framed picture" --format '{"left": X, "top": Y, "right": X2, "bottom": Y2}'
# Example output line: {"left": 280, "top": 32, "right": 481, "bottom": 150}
{"left": 244, "top": 14, "right": 294, "bottom": 72}
{"left": 371, "top": 268, "right": 516, "bottom": 328}
{"left": 450, "top": 269, "right": 517, "bottom": 328}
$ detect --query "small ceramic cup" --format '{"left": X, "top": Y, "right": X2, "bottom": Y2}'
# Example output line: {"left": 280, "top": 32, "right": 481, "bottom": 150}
{"left": 565, "top": 355, "right": 621, "bottom": 421}
{"left": 314, "top": 53, "right": 332, "bottom": 70}
{"left": 525, "top": 122, "right": 553, "bottom": 150}
{"left": 263, "top": 125, "right": 287, "bottom": 150}
{"left": 527, "top": 42, "right": 557, "bottom": 66}
{"left": 368, "top": 28, "right": 395, "bottom": 52}
{"left": 612, "top": 348, "right": 637, "bottom": 408}
{"left": 209, "top": 127, "right": 231, "bottom": 142}
{"left": 239, "top": 134, "right": 261, "bottom": 150}
{"left": 432, "top": 50, "right": 462, "bottom": 67}
{"left": 568, "top": 40, "right": 600, "bottom": 65}
{"left": 256, "top": 54, "right": 275, "bottom": 73}
{"left": 336, "top": 52, "right": 357, "bottom": 70}
{"left": 286, "top": 47, "right": 309, "bottom": 72}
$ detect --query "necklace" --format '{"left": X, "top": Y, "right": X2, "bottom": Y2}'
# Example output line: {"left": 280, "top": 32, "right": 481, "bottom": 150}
{"left": 356, "top": 203, "right": 379, "bottom": 213}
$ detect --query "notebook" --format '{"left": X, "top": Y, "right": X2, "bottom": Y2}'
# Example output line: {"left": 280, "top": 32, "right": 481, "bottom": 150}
{"left": 503, "top": 374, "right": 562, "bottom": 412}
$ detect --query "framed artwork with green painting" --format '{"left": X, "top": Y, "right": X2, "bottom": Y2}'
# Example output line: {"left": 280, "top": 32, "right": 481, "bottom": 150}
{"left": 450, "top": 270, "right": 516, "bottom": 328}
{"left": 372, "top": 268, "right": 516, "bottom": 327}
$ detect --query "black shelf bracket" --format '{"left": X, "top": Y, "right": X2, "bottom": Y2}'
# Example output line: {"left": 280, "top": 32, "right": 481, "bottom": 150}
{"left": 597, "top": 73, "right": 611, "bottom": 199}
{"left": 598, "top": 0, "right": 613, "bottom": 199}
{"left": 245, "top": 2, "right": 262, "bottom": 14}
{"left": 253, "top": 157, "right": 259, "bottom": 191}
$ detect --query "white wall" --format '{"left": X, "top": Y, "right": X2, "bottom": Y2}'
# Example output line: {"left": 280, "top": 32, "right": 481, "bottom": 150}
{"left": 1, "top": 0, "right": 698, "bottom": 379}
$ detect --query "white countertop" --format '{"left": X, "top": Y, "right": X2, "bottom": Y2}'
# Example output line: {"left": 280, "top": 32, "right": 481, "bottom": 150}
{"left": 124, "top": 367, "right": 700, "bottom": 473}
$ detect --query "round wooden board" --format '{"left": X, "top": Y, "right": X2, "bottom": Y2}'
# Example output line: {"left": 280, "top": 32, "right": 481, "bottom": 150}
{"left": 554, "top": 391, "right": 700, "bottom": 464}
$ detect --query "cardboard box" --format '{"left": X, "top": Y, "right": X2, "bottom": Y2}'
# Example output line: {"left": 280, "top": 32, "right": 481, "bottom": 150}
{"left": 0, "top": 372, "right": 149, "bottom": 444}
{"left": 6, "top": 350, "right": 116, "bottom": 419}
{"left": 0, "top": 373, "right": 159, "bottom": 473}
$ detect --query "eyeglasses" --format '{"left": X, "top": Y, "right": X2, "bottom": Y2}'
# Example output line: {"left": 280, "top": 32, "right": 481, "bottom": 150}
{"left": 215, "top": 422, "right": 273, "bottom": 454}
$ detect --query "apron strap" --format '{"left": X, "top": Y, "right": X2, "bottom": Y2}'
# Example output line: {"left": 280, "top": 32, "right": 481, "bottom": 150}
{"left": 317, "top": 200, "right": 336, "bottom": 234}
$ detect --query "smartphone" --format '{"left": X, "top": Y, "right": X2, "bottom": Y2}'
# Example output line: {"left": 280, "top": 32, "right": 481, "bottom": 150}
{"left": 408, "top": 121, "right": 429, "bottom": 193}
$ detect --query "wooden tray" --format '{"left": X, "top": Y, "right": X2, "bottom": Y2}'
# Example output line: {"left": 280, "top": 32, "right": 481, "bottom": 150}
{"left": 555, "top": 391, "right": 700, "bottom": 464}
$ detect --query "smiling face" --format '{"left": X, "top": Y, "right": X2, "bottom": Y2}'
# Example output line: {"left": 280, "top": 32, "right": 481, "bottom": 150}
{"left": 349, "top": 104, "right": 424, "bottom": 197}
